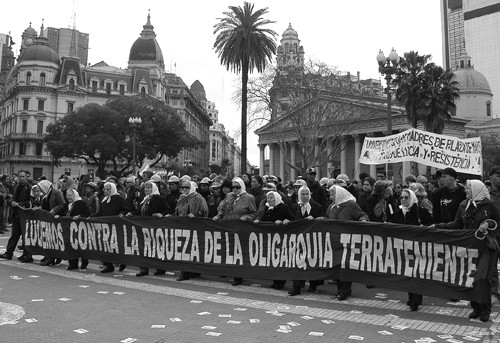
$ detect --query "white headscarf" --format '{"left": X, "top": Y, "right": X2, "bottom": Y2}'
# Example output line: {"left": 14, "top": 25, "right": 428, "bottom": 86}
{"left": 298, "top": 185, "right": 312, "bottom": 215}
{"left": 329, "top": 185, "right": 356, "bottom": 207}
{"left": 102, "top": 182, "right": 118, "bottom": 203}
{"left": 67, "top": 188, "right": 82, "bottom": 212}
{"left": 465, "top": 179, "right": 490, "bottom": 211}
{"left": 266, "top": 191, "right": 283, "bottom": 210}
{"left": 38, "top": 180, "right": 53, "bottom": 199}
{"left": 188, "top": 181, "right": 197, "bottom": 194}
{"left": 399, "top": 189, "right": 418, "bottom": 216}
{"left": 140, "top": 181, "right": 160, "bottom": 204}
{"left": 232, "top": 177, "right": 247, "bottom": 197}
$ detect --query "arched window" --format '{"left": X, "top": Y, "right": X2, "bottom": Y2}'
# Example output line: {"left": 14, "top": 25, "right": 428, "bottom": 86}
{"left": 141, "top": 87, "right": 146, "bottom": 98}
{"left": 26, "top": 72, "right": 31, "bottom": 85}
{"left": 487, "top": 102, "right": 491, "bottom": 116}
{"left": 69, "top": 79, "right": 75, "bottom": 91}
{"left": 40, "top": 73, "right": 46, "bottom": 86}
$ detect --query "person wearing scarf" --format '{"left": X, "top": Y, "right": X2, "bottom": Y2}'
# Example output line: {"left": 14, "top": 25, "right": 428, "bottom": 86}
{"left": 325, "top": 185, "right": 368, "bottom": 301}
{"left": 390, "top": 188, "right": 433, "bottom": 311}
{"left": 366, "top": 180, "right": 393, "bottom": 222}
{"left": 23, "top": 184, "right": 43, "bottom": 209}
{"left": 213, "top": 177, "right": 257, "bottom": 286}
{"left": 289, "top": 186, "right": 325, "bottom": 296}
{"left": 59, "top": 175, "right": 77, "bottom": 199}
{"left": 94, "top": 182, "right": 128, "bottom": 273}
{"left": 254, "top": 191, "right": 292, "bottom": 290}
{"left": 52, "top": 189, "right": 91, "bottom": 270}
{"left": 174, "top": 180, "right": 208, "bottom": 281}
{"left": 433, "top": 179, "right": 500, "bottom": 322}
{"left": 37, "top": 180, "right": 66, "bottom": 266}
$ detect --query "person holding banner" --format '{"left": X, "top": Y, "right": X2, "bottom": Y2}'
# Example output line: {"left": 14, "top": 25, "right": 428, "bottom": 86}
{"left": 432, "top": 179, "right": 500, "bottom": 322}
{"left": 51, "top": 189, "right": 91, "bottom": 270}
{"left": 390, "top": 188, "right": 433, "bottom": 311}
{"left": 254, "top": 190, "right": 293, "bottom": 290}
{"left": 213, "top": 177, "right": 257, "bottom": 286}
{"left": 432, "top": 168, "right": 466, "bottom": 224}
{"left": 326, "top": 185, "right": 368, "bottom": 300}
{"left": 288, "top": 186, "right": 325, "bottom": 296}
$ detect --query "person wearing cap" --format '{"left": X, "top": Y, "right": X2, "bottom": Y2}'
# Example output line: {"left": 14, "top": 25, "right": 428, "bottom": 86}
{"left": 197, "top": 177, "right": 211, "bottom": 202}
{"left": 124, "top": 176, "right": 143, "bottom": 217}
{"left": 165, "top": 175, "right": 181, "bottom": 215}
{"left": 81, "top": 182, "right": 100, "bottom": 216}
{"left": 432, "top": 179, "right": 500, "bottom": 322}
{"left": 432, "top": 167, "right": 466, "bottom": 224}
{"left": 213, "top": 177, "right": 257, "bottom": 286}
{"left": 207, "top": 180, "right": 224, "bottom": 218}
{"left": 488, "top": 166, "right": 500, "bottom": 210}
{"left": 305, "top": 167, "right": 328, "bottom": 212}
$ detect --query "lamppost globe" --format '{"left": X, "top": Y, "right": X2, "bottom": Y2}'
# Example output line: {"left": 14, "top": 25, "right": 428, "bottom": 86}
{"left": 376, "top": 50, "right": 386, "bottom": 67}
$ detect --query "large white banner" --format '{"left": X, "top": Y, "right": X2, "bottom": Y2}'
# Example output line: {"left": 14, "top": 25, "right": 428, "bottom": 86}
{"left": 359, "top": 128, "right": 482, "bottom": 175}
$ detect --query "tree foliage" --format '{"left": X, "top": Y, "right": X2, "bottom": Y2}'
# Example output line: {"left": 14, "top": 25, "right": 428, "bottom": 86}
{"left": 393, "top": 51, "right": 460, "bottom": 133}
{"left": 45, "top": 96, "right": 203, "bottom": 179}
{"left": 480, "top": 133, "right": 500, "bottom": 177}
{"left": 213, "top": 1, "right": 277, "bottom": 173}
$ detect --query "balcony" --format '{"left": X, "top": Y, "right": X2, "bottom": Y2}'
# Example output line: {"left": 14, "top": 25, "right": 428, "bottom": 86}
{"left": 6, "top": 133, "right": 45, "bottom": 141}
{"left": 4, "top": 155, "right": 53, "bottom": 164}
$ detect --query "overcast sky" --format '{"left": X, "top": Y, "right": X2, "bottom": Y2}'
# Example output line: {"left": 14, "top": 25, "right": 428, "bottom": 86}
{"left": 2, "top": 0, "right": 443, "bottom": 165}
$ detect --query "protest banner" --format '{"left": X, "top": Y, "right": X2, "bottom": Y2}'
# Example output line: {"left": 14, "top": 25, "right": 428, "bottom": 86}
{"left": 359, "top": 128, "right": 482, "bottom": 175}
{"left": 21, "top": 209, "right": 495, "bottom": 303}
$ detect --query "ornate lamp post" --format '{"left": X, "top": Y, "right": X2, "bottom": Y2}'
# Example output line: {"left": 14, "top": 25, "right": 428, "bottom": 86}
{"left": 128, "top": 116, "right": 142, "bottom": 175}
{"left": 376, "top": 48, "right": 399, "bottom": 180}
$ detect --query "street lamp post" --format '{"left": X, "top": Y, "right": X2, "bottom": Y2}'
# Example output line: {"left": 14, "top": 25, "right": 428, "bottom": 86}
{"left": 376, "top": 48, "right": 399, "bottom": 181}
{"left": 128, "top": 116, "right": 142, "bottom": 175}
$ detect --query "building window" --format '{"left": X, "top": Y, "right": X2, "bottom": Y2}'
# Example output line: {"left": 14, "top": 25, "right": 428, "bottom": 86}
{"left": 141, "top": 87, "right": 146, "bottom": 98}
{"left": 487, "top": 102, "right": 491, "bottom": 116}
{"left": 69, "top": 79, "right": 75, "bottom": 91}
{"left": 35, "top": 143, "right": 43, "bottom": 156}
{"left": 22, "top": 120, "right": 27, "bottom": 133}
{"left": 119, "top": 84, "right": 125, "bottom": 95}
{"left": 40, "top": 73, "right": 46, "bottom": 86}
{"left": 33, "top": 167, "right": 43, "bottom": 180}
{"left": 19, "top": 142, "right": 26, "bottom": 156}
{"left": 106, "top": 83, "right": 111, "bottom": 95}
{"left": 67, "top": 102, "right": 74, "bottom": 113}
{"left": 23, "top": 99, "right": 29, "bottom": 110}
{"left": 26, "top": 72, "right": 31, "bottom": 85}
{"left": 92, "top": 81, "right": 97, "bottom": 92}
{"left": 37, "top": 120, "right": 43, "bottom": 134}
{"left": 38, "top": 100, "right": 44, "bottom": 111}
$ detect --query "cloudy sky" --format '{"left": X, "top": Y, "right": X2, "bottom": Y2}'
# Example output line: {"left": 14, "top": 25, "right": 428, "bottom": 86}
{"left": 2, "top": 0, "right": 443, "bottom": 165}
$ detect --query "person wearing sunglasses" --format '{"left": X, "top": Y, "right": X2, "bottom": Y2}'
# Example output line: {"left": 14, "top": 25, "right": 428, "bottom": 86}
{"left": 390, "top": 188, "right": 433, "bottom": 312}
{"left": 213, "top": 177, "right": 257, "bottom": 286}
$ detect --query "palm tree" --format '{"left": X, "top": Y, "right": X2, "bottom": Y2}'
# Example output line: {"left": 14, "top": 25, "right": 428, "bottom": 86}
{"left": 213, "top": 2, "right": 277, "bottom": 173}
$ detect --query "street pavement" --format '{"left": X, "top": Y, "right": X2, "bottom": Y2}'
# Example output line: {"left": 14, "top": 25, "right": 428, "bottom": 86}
{"left": 1, "top": 234, "right": 499, "bottom": 343}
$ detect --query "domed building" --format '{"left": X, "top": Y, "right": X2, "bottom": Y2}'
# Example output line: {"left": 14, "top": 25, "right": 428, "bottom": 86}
{"left": 276, "top": 23, "right": 304, "bottom": 73}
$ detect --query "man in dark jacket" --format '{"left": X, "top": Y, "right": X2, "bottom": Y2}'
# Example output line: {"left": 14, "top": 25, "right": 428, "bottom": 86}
{"left": 432, "top": 168, "right": 466, "bottom": 224}
{"left": 305, "top": 168, "right": 327, "bottom": 211}
{"left": 165, "top": 175, "right": 181, "bottom": 215}
{"left": 0, "top": 171, "right": 32, "bottom": 262}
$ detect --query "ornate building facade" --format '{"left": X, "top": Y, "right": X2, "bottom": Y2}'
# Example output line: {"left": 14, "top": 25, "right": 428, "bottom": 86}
{"left": 0, "top": 14, "right": 212, "bottom": 180}
{"left": 256, "top": 25, "right": 471, "bottom": 184}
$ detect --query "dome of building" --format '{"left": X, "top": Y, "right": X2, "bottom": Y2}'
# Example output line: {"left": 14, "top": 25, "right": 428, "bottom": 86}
{"left": 190, "top": 80, "right": 206, "bottom": 101}
{"left": 128, "top": 13, "right": 164, "bottom": 68}
{"left": 453, "top": 53, "right": 491, "bottom": 94}
{"left": 18, "top": 35, "right": 60, "bottom": 65}
{"left": 23, "top": 23, "right": 37, "bottom": 36}
{"left": 282, "top": 23, "right": 298, "bottom": 41}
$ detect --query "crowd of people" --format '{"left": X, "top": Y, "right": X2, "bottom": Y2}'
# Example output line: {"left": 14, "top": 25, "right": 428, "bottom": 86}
{"left": 0, "top": 166, "right": 499, "bottom": 321}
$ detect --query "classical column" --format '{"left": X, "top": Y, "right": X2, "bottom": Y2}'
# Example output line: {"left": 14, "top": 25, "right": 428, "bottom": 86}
{"left": 370, "top": 164, "right": 376, "bottom": 178}
{"left": 290, "top": 141, "right": 297, "bottom": 180}
{"left": 269, "top": 143, "right": 275, "bottom": 176}
{"left": 327, "top": 143, "right": 333, "bottom": 178}
{"left": 340, "top": 138, "right": 347, "bottom": 175}
{"left": 279, "top": 143, "right": 285, "bottom": 182}
{"left": 353, "top": 135, "right": 361, "bottom": 180}
{"left": 259, "top": 144, "right": 266, "bottom": 176}
{"left": 314, "top": 140, "right": 320, "bottom": 180}
{"left": 402, "top": 161, "right": 411, "bottom": 182}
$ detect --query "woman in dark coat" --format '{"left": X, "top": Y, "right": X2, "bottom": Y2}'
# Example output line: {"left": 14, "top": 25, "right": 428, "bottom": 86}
{"left": 390, "top": 188, "right": 432, "bottom": 311}
{"left": 254, "top": 191, "right": 293, "bottom": 290}
{"left": 132, "top": 181, "right": 169, "bottom": 277}
{"left": 433, "top": 180, "right": 500, "bottom": 322}
{"left": 288, "top": 186, "right": 325, "bottom": 296}
{"left": 366, "top": 180, "right": 393, "bottom": 222}
{"left": 52, "top": 189, "right": 91, "bottom": 270}
{"left": 326, "top": 186, "right": 368, "bottom": 300}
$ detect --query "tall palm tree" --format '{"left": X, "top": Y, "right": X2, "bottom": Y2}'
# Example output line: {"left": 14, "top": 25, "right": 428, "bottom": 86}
{"left": 214, "top": 2, "right": 277, "bottom": 173}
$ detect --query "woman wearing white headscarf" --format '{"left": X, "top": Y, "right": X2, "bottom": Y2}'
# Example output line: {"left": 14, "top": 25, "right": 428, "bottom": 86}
{"left": 174, "top": 180, "right": 208, "bottom": 281}
{"left": 213, "top": 177, "right": 257, "bottom": 286}
{"left": 93, "top": 182, "right": 128, "bottom": 274}
{"left": 288, "top": 186, "right": 325, "bottom": 296}
{"left": 326, "top": 185, "right": 369, "bottom": 301}
{"left": 390, "top": 188, "right": 433, "bottom": 311}
{"left": 52, "top": 189, "right": 91, "bottom": 270}
{"left": 433, "top": 179, "right": 500, "bottom": 322}
{"left": 38, "top": 180, "right": 65, "bottom": 267}
{"left": 254, "top": 191, "right": 293, "bottom": 290}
